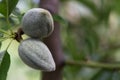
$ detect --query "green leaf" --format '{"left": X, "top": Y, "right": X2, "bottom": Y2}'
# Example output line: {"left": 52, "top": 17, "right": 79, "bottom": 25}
{"left": 0, "top": 51, "right": 10, "bottom": 80}
{"left": 0, "top": 42, "right": 1, "bottom": 49}
{"left": 84, "top": 30, "right": 99, "bottom": 54}
{"left": 0, "top": 0, "right": 19, "bottom": 17}
{"left": 108, "top": 0, "right": 120, "bottom": 14}
{"left": 77, "top": 0, "right": 98, "bottom": 16}
{"left": 53, "top": 14, "right": 68, "bottom": 27}
{"left": 64, "top": 66, "right": 81, "bottom": 80}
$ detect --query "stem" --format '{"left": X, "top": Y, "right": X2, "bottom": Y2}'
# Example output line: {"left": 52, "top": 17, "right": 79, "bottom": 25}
{"left": 66, "top": 60, "right": 120, "bottom": 69}
{"left": 6, "top": 0, "right": 11, "bottom": 30}
{"left": 14, "top": 28, "right": 24, "bottom": 42}
{"left": 0, "top": 29, "right": 10, "bottom": 35}
{"left": 6, "top": 0, "right": 10, "bottom": 25}
{"left": 40, "top": 0, "right": 64, "bottom": 80}
{"left": 0, "top": 38, "right": 8, "bottom": 42}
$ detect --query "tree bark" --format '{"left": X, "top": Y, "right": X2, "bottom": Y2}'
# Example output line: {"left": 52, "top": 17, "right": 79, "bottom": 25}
{"left": 39, "top": 0, "right": 65, "bottom": 80}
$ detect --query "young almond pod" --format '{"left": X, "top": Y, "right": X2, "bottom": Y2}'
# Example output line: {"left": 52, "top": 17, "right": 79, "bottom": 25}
{"left": 21, "top": 8, "right": 54, "bottom": 38}
{"left": 18, "top": 38, "right": 56, "bottom": 71}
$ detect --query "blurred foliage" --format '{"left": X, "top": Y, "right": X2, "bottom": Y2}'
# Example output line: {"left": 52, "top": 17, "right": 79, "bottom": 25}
{"left": 0, "top": 0, "right": 18, "bottom": 17}
{"left": 59, "top": 0, "right": 120, "bottom": 80}
{"left": 0, "top": 51, "right": 10, "bottom": 80}
{"left": 0, "top": 0, "right": 19, "bottom": 80}
{"left": 113, "top": 0, "right": 120, "bottom": 13}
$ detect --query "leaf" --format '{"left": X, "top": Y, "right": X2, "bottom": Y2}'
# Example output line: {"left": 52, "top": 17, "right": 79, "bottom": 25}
{"left": 77, "top": 0, "right": 98, "bottom": 15}
{"left": 66, "top": 32, "right": 83, "bottom": 60}
{"left": 0, "top": 42, "right": 1, "bottom": 49}
{"left": 0, "top": 0, "right": 19, "bottom": 17}
{"left": 84, "top": 30, "right": 99, "bottom": 54}
{"left": 53, "top": 14, "right": 68, "bottom": 27}
{"left": 107, "top": 0, "right": 120, "bottom": 14}
{"left": 64, "top": 66, "right": 81, "bottom": 80}
{"left": 0, "top": 51, "right": 10, "bottom": 80}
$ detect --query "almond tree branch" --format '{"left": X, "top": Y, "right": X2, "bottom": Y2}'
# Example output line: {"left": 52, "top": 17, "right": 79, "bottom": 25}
{"left": 66, "top": 60, "right": 120, "bottom": 70}
{"left": 39, "top": 0, "right": 65, "bottom": 80}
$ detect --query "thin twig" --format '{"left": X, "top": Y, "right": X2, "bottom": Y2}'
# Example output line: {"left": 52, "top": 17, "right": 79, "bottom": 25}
{"left": 14, "top": 28, "right": 24, "bottom": 42}
{"left": 66, "top": 60, "right": 120, "bottom": 69}
{"left": 0, "top": 29, "right": 10, "bottom": 35}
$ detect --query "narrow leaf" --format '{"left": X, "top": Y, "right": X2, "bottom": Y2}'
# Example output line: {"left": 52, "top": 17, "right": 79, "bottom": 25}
{"left": 0, "top": 0, "right": 19, "bottom": 17}
{"left": 0, "top": 42, "right": 1, "bottom": 49}
{"left": 0, "top": 51, "right": 10, "bottom": 80}
{"left": 53, "top": 14, "right": 68, "bottom": 27}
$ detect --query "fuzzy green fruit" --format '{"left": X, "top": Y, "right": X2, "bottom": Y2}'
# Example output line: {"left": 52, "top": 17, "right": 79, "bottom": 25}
{"left": 21, "top": 8, "right": 54, "bottom": 38}
{"left": 18, "top": 38, "right": 55, "bottom": 71}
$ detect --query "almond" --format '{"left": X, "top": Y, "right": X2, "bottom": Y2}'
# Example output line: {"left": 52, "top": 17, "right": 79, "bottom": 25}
{"left": 18, "top": 38, "right": 55, "bottom": 71}
{"left": 21, "top": 8, "right": 54, "bottom": 38}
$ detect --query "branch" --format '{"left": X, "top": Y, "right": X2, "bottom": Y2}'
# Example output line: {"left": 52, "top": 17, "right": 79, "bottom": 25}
{"left": 108, "top": 44, "right": 120, "bottom": 50}
{"left": 39, "top": 0, "right": 65, "bottom": 80}
{"left": 14, "top": 28, "right": 24, "bottom": 42}
{"left": 66, "top": 60, "right": 120, "bottom": 70}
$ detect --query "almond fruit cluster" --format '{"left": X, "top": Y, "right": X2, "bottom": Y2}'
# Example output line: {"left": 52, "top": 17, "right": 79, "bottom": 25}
{"left": 18, "top": 8, "right": 55, "bottom": 72}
